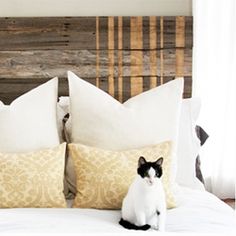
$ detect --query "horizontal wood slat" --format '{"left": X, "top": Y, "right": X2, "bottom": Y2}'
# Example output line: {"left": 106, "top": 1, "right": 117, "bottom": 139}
{"left": 0, "top": 49, "right": 192, "bottom": 78}
{"left": 0, "top": 17, "right": 192, "bottom": 50}
{"left": 0, "top": 16, "right": 193, "bottom": 104}
{"left": 0, "top": 76, "right": 192, "bottom": 105}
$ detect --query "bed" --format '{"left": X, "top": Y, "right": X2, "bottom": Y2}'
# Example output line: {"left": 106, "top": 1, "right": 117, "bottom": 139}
{"left": 0, "top": 186, "right": 235, "bottom": 235}
{"left": 0, "top": 16, "right": 235, "bottom": 235}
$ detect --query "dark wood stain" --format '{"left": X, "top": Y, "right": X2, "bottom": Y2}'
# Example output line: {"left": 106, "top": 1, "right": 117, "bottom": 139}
{"left": 0, "top": 17, "right": 193, "bottom": 104}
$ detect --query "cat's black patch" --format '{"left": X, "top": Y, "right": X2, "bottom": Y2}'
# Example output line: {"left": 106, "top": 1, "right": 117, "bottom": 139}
{"left": 119, "top": 218, "right": 150, "bottom": 231}
{"left": 137, "top": 156, "right": 163, "bottom": 178}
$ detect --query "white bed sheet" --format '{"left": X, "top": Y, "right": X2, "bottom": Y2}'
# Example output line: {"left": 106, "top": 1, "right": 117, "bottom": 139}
{"left": 0, "top": 186, "right": 235, "bottom": 235}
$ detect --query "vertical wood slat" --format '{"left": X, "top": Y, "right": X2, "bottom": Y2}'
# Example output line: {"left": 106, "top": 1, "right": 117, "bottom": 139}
{"left": 108, "top": 16, "right": 115, "bottom": 96}
{"left": 130, "top": 16, "right": 143, "bottom": 97}
{"left": 149, "top": 16, "right": 157, "bottom": 88}
{"left": 160, "top": 16, "right": 164, "bottom": 84}
{"left": 118, "top": 16, "right": 123, "bottom": 102}
{"left": 96, "top": 17, "right": 100, "bottom": 87}
{"left": 176, "top": 16, "right": 185, "bottom": 77}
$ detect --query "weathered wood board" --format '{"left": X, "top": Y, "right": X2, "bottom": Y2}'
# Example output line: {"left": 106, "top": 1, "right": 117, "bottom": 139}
{"left": 0, "top": 16, "right": 193, "bottom": 104}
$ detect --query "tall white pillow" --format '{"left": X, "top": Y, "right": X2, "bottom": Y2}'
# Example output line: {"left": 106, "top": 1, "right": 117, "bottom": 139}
{"left": 59, "top": 95, "right": 205, "bottom": 196}
{"left": 68, "top": 71, "right": 183, "bottom": 152}
{"left": 176, "top": 98, "right": 205, "bottom": 190}
{"left": 0, "top": 78, "right": 60, "bottom": 152}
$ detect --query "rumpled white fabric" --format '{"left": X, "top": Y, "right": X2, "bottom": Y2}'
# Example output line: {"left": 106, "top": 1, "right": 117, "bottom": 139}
{"left": 0, "top": 187, "right": 235, "bottom": 235}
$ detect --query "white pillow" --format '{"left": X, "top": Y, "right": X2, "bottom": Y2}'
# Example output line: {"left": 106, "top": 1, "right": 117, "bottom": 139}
{"left": 176, "top": 98, "right": 205, "bottom": 190}
{"left": 60, "top": 96, "right": 205, "bottom": 191}
{"left": 68, "top": 71, "right": 183, "bottom": 152}
{"left": 63, "top": 82, "right": 206, "bottom": 195}
{"left": 0, "top": 78, "right": 60, "bottom": 152}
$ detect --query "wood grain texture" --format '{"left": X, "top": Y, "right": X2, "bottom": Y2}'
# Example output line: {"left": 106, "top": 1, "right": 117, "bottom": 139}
{"left": 160, "top": 16, "right": 164, "bottom": 84}
{"left": 118, "top": 16, "right": 123, "bottom": 102}
{"left": 0, "top": 49, "right": 192, "bottom": 79}
{"left": 149, "top": 16, "right": 157, "bottom": 88}
{"left": 96, "top": 17, "right": 100, "bottom": 87}
{"left": 176, "top": 16, "right": 185, "bottom": 77}
{"left": 130, "top": 17, "right": 143, "bottom": 97}
{"left": 0, "top": 76, "right": 192, "bottom": 105}
{"left": 0, "top": 17, "right": 193, "bottom": 104}
{"left": 108, "top": 16, "right": 115, "bottom": 96}
{"left": 0, "top": 17, "right": 192, "bottom": 50}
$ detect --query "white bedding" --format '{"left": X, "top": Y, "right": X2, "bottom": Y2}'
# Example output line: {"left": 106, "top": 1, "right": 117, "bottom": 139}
{"left": 0, "top": 186, "right": 235, "bottom": 235}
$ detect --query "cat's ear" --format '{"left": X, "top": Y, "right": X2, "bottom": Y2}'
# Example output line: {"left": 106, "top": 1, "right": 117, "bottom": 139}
{"left": 155, "top": 157, "right": 164, "bottom": 166}
{"left": 138, "top": 156, "right": 146, "bottom": 167}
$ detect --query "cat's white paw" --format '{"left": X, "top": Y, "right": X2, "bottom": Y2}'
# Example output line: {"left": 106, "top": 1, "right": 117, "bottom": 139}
{"left": 151, "top": 224, "right": 159, "bottom": 230}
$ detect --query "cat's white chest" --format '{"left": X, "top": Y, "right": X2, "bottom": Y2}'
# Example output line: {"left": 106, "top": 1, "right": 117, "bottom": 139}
{"left": 140, "top": 188, "right": 159, "bottom": 212}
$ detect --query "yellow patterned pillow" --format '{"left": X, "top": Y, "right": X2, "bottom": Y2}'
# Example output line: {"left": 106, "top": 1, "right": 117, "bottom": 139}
{"left": 0, "top": 143, "right": 67, "bottom": 208}
{"left": 68, "top": 141, "right": 176, "bottom": 209}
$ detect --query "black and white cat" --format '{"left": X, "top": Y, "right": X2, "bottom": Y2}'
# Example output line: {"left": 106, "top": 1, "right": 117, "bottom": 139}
{"left": 119, "top": 156, "right": 166, "bottom": 231}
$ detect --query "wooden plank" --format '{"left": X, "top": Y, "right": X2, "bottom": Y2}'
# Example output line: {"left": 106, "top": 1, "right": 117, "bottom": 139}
{"left": 0, "top": 77, "right": 68, "bottom": 105}
{"left": 184, "top": 48, "right": 192, "bottom": 77}
{"left": 130, "top": 17, "right": 143, "bottom": 97}
{"left": 160, "top": 17, "right": 164, "bottom": 84}
{"left": 0, "top": 49, "right": 192, "bottom": 79}
{"left": 164, "top": 17, "right": 176, "bottom": 49}
{"left": 183, "top": 76, "right": 192, "bottom": 98}
{"left": 121, "top": 17, "right": 131, "bottom": 50}
{"left": 0, "top": 16, "right": 193, "bottom": 103}
{"left": 118, "top": 16, "right": 123, "bottom": 102}
{"left": 142, "top": 17, "right": 150, "bottom": 54}
{"left": 0, "top": 76, "right": 192, "bottom": 105}
{"left": 108, "top": 17, "right": 115, "bottom": 97}
{"left": 0, "top": 17, "right": 192, "bottom": 50}
{"left": 0, "top": 17, "right": 97, "bottom": 50}
{"left": 185, "top": 16, "right": 193, "bottom": 48}
{"left": 149, "top": 16, "right": 157, "bottom": 88}
{"left": 96, "top": 17, "right": 100, "bottom": 87}
{"left": 176, "top": 16, "right": 185, "bottom": 77}
{"left": 97, "top": 17, "right": 108, "bottom": 94}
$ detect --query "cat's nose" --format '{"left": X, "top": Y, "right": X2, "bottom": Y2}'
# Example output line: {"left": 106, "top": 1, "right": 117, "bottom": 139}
{"left": 149, "top": 179, "right": 154, "bottom": 185}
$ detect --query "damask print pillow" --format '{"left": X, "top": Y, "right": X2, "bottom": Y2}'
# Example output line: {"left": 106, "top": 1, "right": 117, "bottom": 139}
{"left": 0, "top": 143, "right": 67, "bottom": 208}
{"left": 68, "top": 141, "right": 176, "bottom": 209}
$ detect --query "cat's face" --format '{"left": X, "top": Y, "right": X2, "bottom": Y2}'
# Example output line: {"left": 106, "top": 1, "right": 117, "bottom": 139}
{"left": 137, "top": 156, "right": 163, "bottom": 186}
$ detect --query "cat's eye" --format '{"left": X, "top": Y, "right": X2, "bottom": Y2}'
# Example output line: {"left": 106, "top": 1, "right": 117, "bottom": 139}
{"left": 144, "top": 172, "right": 149, "bottom": 177}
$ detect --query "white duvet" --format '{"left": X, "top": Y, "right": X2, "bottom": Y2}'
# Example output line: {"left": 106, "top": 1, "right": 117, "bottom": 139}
{"left": 0, "top": 186, "right": 235, "bottom": 236}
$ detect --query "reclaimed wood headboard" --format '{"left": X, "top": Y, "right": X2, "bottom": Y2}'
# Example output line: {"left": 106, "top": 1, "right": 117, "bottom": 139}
{"left": 0, "top": 16, "right": 192, "bottom": 104}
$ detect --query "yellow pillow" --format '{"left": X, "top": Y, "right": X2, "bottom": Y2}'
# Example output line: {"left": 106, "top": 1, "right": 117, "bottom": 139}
{"left": 68, "top": 141, "right": 176, "bottom": 209}
{"left": 0, "top": 143, "right": 67, "bottom": 208}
